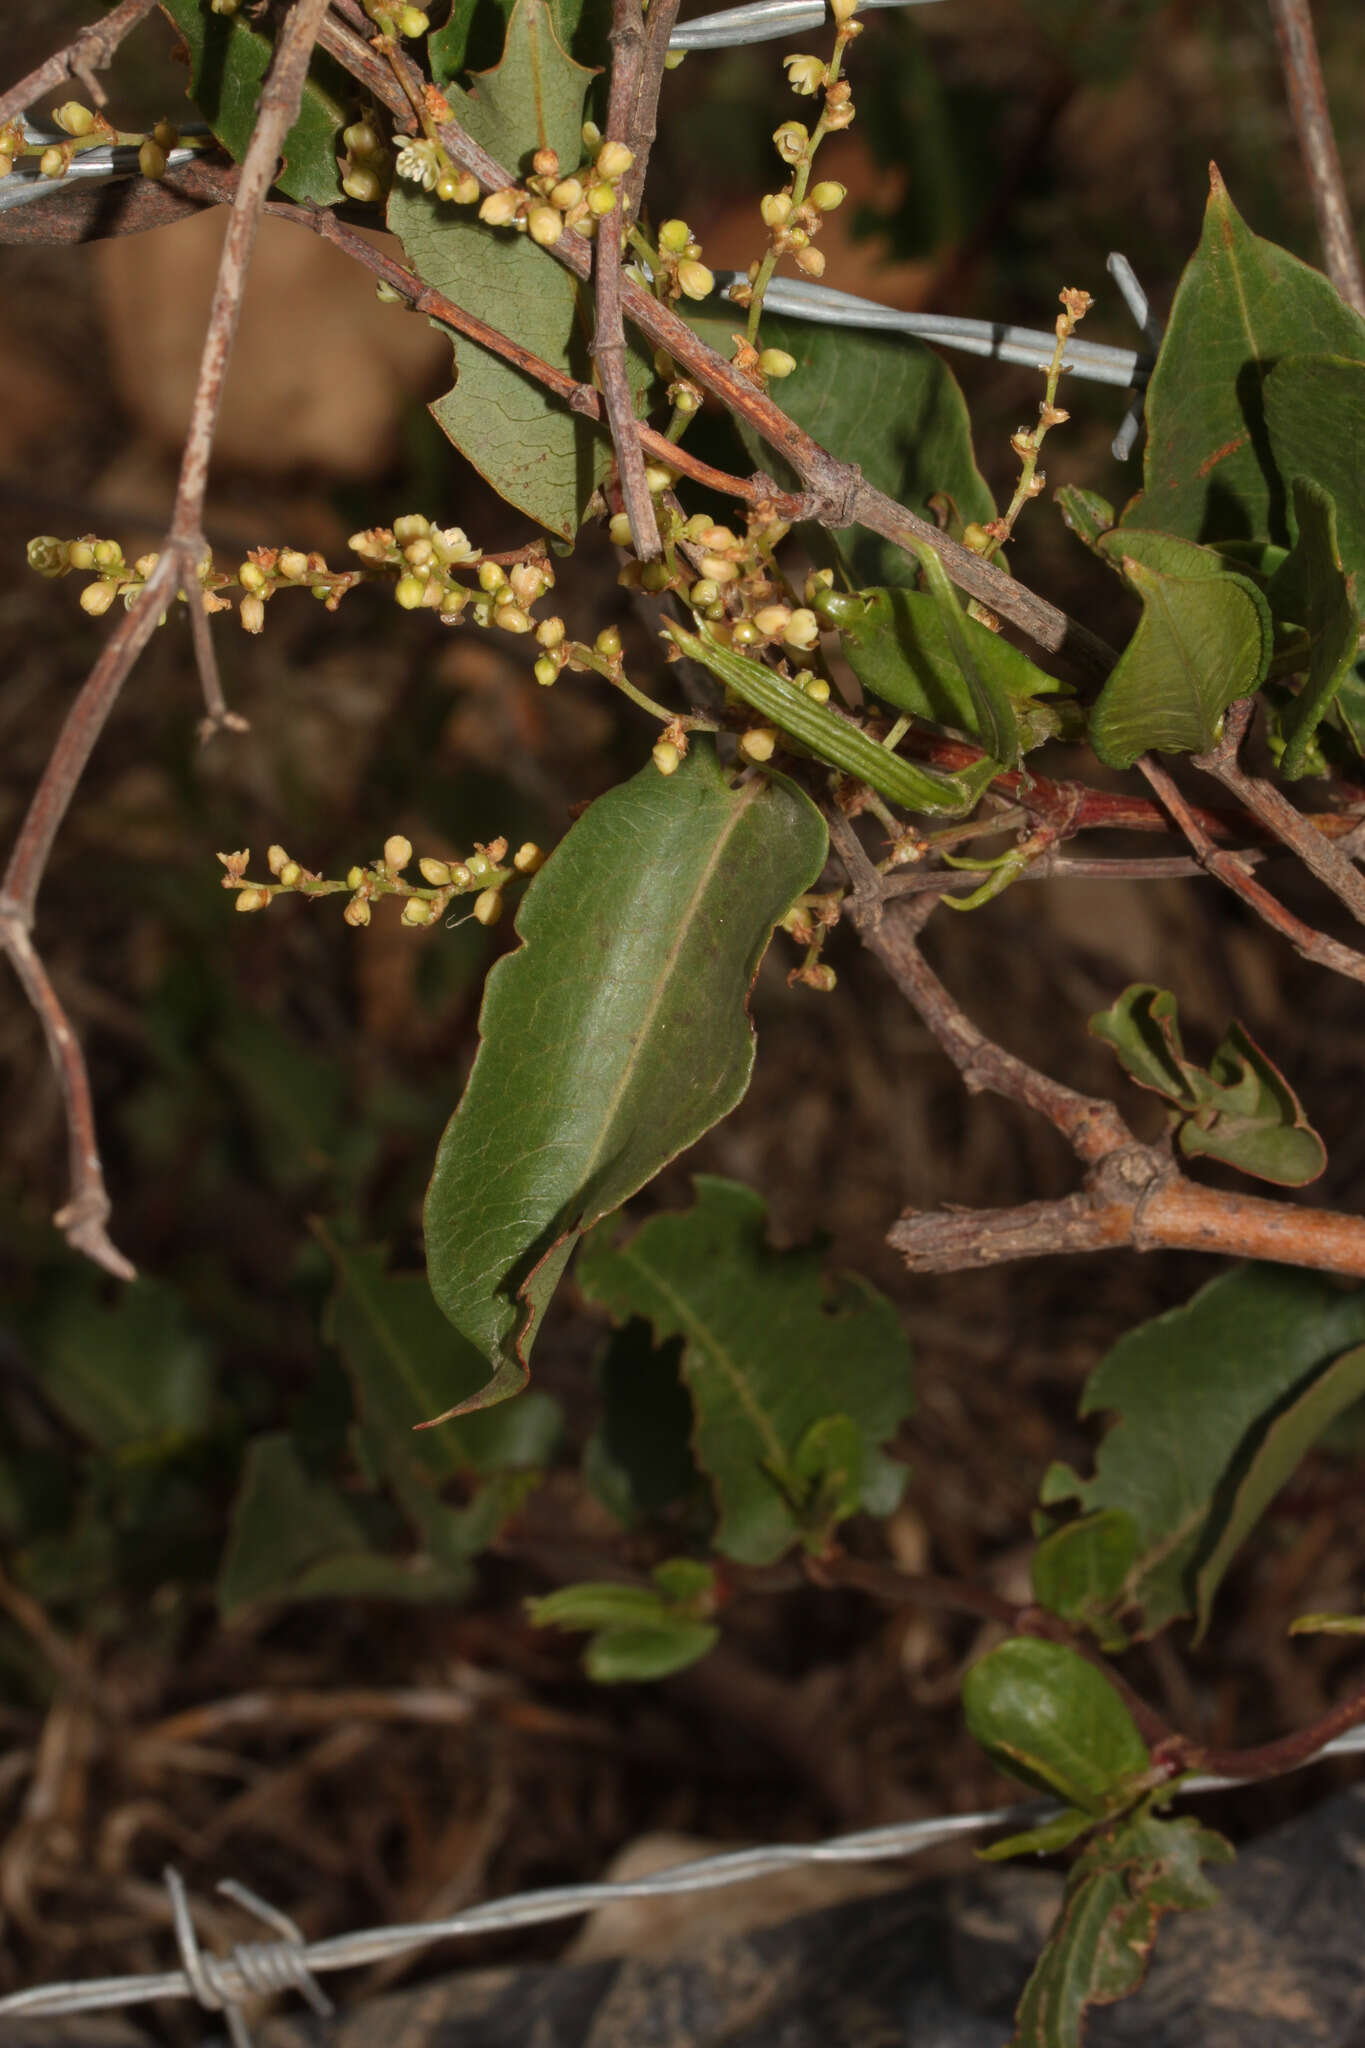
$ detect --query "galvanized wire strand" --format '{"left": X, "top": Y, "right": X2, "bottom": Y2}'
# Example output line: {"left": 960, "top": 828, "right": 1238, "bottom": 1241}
{"left": 713, "top": 271, "right": 1154, "bottom": 390}
{"left": 3, "top": 1721, "right": 1365, "bottom": 2037}
{"left": 670, "top": 0, "right": 940, "bottom": 50}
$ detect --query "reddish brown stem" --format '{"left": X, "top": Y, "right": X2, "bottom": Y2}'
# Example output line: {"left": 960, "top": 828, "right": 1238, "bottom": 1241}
{"left": 1266, "top": 0, "right": 1365, "bottom": 315}
{"left": 595, "top": 0, "right": 662, "bottom": 559}
{"left": 0, "top": 0, "right": 158, "bottom": 127}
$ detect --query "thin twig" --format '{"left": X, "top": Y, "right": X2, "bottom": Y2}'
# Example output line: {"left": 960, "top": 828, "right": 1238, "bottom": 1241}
{"left": 0, "top": 0, "right": 158, "bottom": 127}
{"left": 620, "top": 0, "right": 683, "bottom": 223}
{"left": 1193, "top": 697, "right": 1365, "bottom": 927}
{"left": 1138, "top": 732, "right": 1365, "bottom": 985}
{"left": 596, "top": 0, "right": 662, "bottom": 559}
{"left": 1266, "top": 0, "right": 1365, "bottom": 315}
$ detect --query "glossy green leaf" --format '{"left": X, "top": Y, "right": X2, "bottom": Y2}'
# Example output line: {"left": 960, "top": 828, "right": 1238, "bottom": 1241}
{"left": 33, "top": 1279, "right": 211, "bottom": 1452}
{"left": 389, "top": 0, "right": 644, "bottom": 538}
{"left": 1011, "top": 1809, "right": 1231, "bottom": 2048}
{"left": 1125, "top": 169, "right": 1365, "bottom": 545}
{"left": 1266, "top": 481, "right": 1359, "bottom": 776}
{"left": 577, "top": 1176, "right": 911, "bottom": 1564}
{"left": 962, "top": 1638, "right": 1149, "bottom": 1815}
{"left": 669, "top": 624, "right": 998, "bottom": 813}
{"left": 1193, "top": 1342, "right": 1365, "bottom": 1636}
{"left": 978, "top": 1807, "right": 1097, "bottom": 1864}
{"left": 687, "top": 310, "right": 994, "bottom": 588}
{"left": 157, "top": 0, "right": 346, "bottom": 205}
{"left": 424, "top": 742, "right": 827, "bottom": 1413}
{"left": 814, "top": 586, "right": 1063, "bottom": 747}
{"left": 1264, "top": 356, "right": 1365, "bottom": 597}
{"left": 1030, "top": 1511, "right": 1137, "bottom": 1653}
{"left": 1054, "top": 486, "right": 1115, "bottom": 551}
{"left": 217, "top": 1435, "right": 465, "bottom": 1616}
{"left": 1090, "top": 984, "right": 1326, "bottom": 1186}
{"left": 584, "top": 1619, "right": 719, "bottom": 1681}
{"left": 1087, "top": 558, "right": 1271, "bottom": 767}
{"left": 1041, "top": 1266, "right": 1365, "bottom": 1636}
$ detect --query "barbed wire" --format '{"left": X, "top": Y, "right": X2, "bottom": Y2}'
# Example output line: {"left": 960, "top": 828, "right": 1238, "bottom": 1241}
{"left": 2, "top": 1722, "right": 1364, "bottom": 2043}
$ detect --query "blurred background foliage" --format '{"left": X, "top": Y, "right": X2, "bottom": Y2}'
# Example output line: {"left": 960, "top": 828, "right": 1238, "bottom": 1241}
{"left": 3, "top": 0, "right": 1365, "bottom": 2013}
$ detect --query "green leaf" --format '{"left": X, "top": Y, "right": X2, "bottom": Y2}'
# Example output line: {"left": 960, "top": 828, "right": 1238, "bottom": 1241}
{"left": 1289, "top": 1610, "right": 1365, "bottom": 1636}
{"left": 687, "top": 310, "right": 994, "bottom": 588}
{"left": 978, "top": 1807, "right": 1098, "bottom": 1864}
{"left": 1087, "top": 559, "right": 1271, "bottom": 767}
{"left": 424, "top": 740, "right": 827, "bottom": 1412}
{"left": 669, "top": 624, "right": 999, "bottom": 813}
{"left": 218, "top": 1435, "right": 465, "bottom": 1616}
{"left": 389, "top": 0, "right": 643, "bottom": 538}
{"left": 962, "top": 1639, "right": 1149, "bottom": 1815}
{"left": 529, "top": 1580, "right": 686, "bottom": 1630}
{"left": 157, "top": 0, "right": 346, "bottom": 205}
{"left": 578, "top": 1176, "right": 910, "bottom": 1564}
{"left": 1040, "top": 1265, "right": 1365, "bottom": 1636}
{"left": 1089, "top": 985, "right": 1326, "bottom": 1186}
{"left": 1264, "top": 356, "right": 1365, "bottom": 598}
{"left": 1267, "top": 480, "right": 1359, "bottom": 776}
{"left": 35, "top": 1279, "right": 211, "bottom": 1452}
{"left": 1054, "top": 486, "right": 1115, "bottom": 552}
{"left": 430, "top": 0, "right": 608, "bottom": 77}
{"left": 814, "top": 585, "right": 1064, "bottom": 747}
{"left": 584, "top": 1318, "right": 701, "bottom": 1525}
{"left": 1030, "top": 1511, "right": 1137, "bottom": 1653}
{"left": 584, "top": 1619, "right": 718, "bottom": 1681}
{"left": 1010, "top": 1808, "right": 1232, "bottom": 2047}
{"left": 1125, "top": 169, "right": 1365, "bottom": 546}
{"left": 1193, "top": 1342, "right": 1365, "bottom": 1636}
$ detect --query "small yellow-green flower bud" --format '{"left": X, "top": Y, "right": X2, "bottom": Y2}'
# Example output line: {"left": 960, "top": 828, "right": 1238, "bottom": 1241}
{"left": 138, "top": 138, "right": 167, "bottom": 180}
{"left": 479, "top": 187, "right": 520, "bottom": 226}
{"left": 236, "top": 887, "right": 272, "bottom": 913}
{"left": 27, "top": 536, "right": 68, "bottom": 578}
{"left": 587, "top": 180, "right": 617, "bottom": 216}
{"left": 595, "top": 140, "right": 634, "bottom": 181}
{"left": 239, "top": 560, "right": 267, "bottom": 592}
{"left": 393, "top": 514, "right": 430, "bottom": 543}
{"left": 494, "top": 603, "right": 532, "bottom": 633}
{"left": 759, "top": 192, "right": 794, "bottom": 229}
{"left": 513, "top": 842, "right": 544, "bottom": 873}
{"left": 759, "top": 347, "right": 797, "bottom": 378}
{"left": 699, "top": 553, "right": 739, "bottom": 584}
{"left": 689, "top": 578, "right": 721, "bottom": 609}
{"left": 473, "top": 887, "right": 503, "bottom": 926}
{"left": 732, "top": 620, "right": 759, "bottom": 647}
{"left": 536, "top": 615, "right": 566, "bottom": 648}
{"left": 608, "top": 512, "right": 634, "bottom": 547}
{"left": 80, "top": 580, "right": 117, "bottom": 617}
{"left": 581, "top": 120, "right": 603, "bottom": 150}
{"left": 133, "top": 551, "right": 159, "bottom": 580}
{"left": 396, "top": 5, "right": 429, "bottom": 34}
{"left": 240, "top": 594, "right": 266, "bottom": 634}
{"left": 153, "top": 120, "right": 178, "bottom": 150}
{"left": 343, "top": 119, "right": 380, "bottom": 157}
{"left": 809, "top": 179, "right": 846, "bottom": 210}
{"left": 802, "top": 675, "right": 830, "bottom": 703}
{"left": 805, "top": 963, "right": 837, "bottom": 992}
{"left": 805, "top": 567, "right": 835, "bottom": 600}
{"left": 477, "top": 560, "right": 506, "bottom": 592}
{"left": 644, "top": 465, "right": 675, "bottom": 496}
{"left": 210, "top": 0, "right": 239, "bottom": 14}
{"left": 395, "top": 573, "right": 426, "bottom": 609}
{"left": 40, "top": 146, "right": 69, "bottom": 180}
{"left": 280, "top": 861, "right": 302, "bottom": 886}
{"left": 782, "top": 54, "right": 825, "bottom": 94}
{"left": 449, "top": 861, "right": 473, "bottom": 888}
{"left": 342, "top": 167, "right": 383, "bottom": 204}
{"left": 595, "top": 625, "right": 622, "bottom": 660}
{"left": 527, "top": 204, "right": 563, "bottom": 246}
{"left": 53, "top": 101, "right": 96, "bottom": 137}
{"left": 419, "top": 857, "right": 452, "bottom": 886}
{"left": 830, "top": 0, "right": 860, "bottom": 22}
{"left": 343, "top": 894, "right": 372, "bottom": 927}
{"left": 794, "top": 244, "right": 825, "bottom": 277}
{"left": 549, "top": 176, "right": 583, "bottom": 211}
{"left": 534, "top": 654, "right": 559, "bottom": 687}
{"left": 346, "top": 866, "right": 365, "bottom": 891}
{"left": 739, "top": 727, "right": 777, "bottom": 763}
{"left": 782, "top": 607, "right": 820, "bottom": 650}
{"left": 508, "top": 562, "right": 546, "bottom": 605}
{"left": 652, "top": 739, "right": 681, "bottom": 776}
{"left": 384, "top": 833, "right": 413, "bottom": 872}
{"left": 641, "top": 560, "right": 670, "bottom": 593}
{"left": 94, "top": 539, "right": 123, "bottom": 570}
{"left": 402, "top": 896, "right": 435, "bottom": 926}
{"left": 435, "top": 170, "right": 461, "bottom": 202}
{"left": 772, "top": 122, "right": 808, "bottom": 163}
{"left": 658, "top": 217, "right": 691, "bottom": 253}
{"left": 277, "top": 548, "right": 309, "bottom": 581}
{"left": 267, "top": 843, "right": 290, "bottom": 875}
{"left": 753, "top": 604, "right": 792, "bottom": 636}
{"left": 404, "top": 536, "right": 434, "bottom": 568}
{"left": 962, "top": 522, "right": 992, "bottom": 554}
{"left": 675, "top": 259, "right": 714, "bottom": 302}
{"left": 67, "top": 540, "right": 96, "bottom": 571}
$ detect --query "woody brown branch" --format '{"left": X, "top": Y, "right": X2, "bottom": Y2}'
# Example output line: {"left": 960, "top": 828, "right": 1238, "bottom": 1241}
{"left": 595, "top": 0, "right": 663, "bottom": 560}
{"left": 1266, "top": 0, "right": 1365, "bottom": 316}
{"left": 0, "top": 0, "right": 158, "bottom": 128}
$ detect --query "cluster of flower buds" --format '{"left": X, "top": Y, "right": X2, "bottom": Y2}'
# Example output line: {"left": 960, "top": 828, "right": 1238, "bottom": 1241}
{"left": 219, "top": 833, "right": 545, "bottom": 931}
{"left": 340, "top": 115, "right": 395, "bottom": 207}
{"left": 362, "top": 0, "right": 430, "bottom": 36}
{"left": 474, "top": 129, "right": 636, "bottom": 248}
{"left": 652, "top": 218, "right": 715, "bottom": 304}
{"left": 966, "top": 285, "right": 1092, "bottom": 556}
{"left": 747, "top": 162, "right": 847, "bottom": 291}
{"left": 779, "top": 895, "right": 841, "bottom": 991}
{"left": 0, "top": 104, "right": 178, "bottom": 184}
